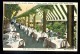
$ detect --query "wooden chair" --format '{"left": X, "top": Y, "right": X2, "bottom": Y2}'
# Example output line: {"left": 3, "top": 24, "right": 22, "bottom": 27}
{"left": 18, "top": 40, "right": 25, "bottom": 48}
{"left": 60, "top": 39, "right": 67, "bottom": 48}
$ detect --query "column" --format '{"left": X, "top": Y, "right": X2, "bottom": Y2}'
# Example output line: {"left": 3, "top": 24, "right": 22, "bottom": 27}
{"left": 28, "top": 15, "right": 30, "bottom": 27}
{"left": 43, "top": 10, "right": 47, "bottom": 32}
{"left": 33, "top": 14, "right": 36, "bottom": 29}
{"left": 67, "top": 5, "right": 74, "bottom": 48}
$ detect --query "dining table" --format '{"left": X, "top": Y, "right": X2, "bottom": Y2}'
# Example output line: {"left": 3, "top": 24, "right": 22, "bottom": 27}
{"left": 43, "top": 37, "right": 70, "bottom": 48}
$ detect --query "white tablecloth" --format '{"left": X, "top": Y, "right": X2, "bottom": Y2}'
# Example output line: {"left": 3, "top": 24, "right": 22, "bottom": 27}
{"left": 16, "top": 23, "right": 19, "bottom": 26}
{"left": 3, "top": 32, "right": 20, "bottom": 42}
{"left": 7, "top": 25, "right": 16, "bottom": 32}
{"left": 7, "top": 39, "right": 25, "bottom": 48}
{"left": 28, "top": 28, "right": 33, "bottom": 36}
{"left": 49, "top": 37, "right": 70, "bottom": 48}
{"left": 34, "top": 32, "right": 48, "bottom": 41}
{"left": 24, "top": 27, "right": 28, "bottom": 32}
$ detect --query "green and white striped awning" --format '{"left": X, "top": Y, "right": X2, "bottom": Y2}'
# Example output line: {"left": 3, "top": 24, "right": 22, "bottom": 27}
{"left": 37, "top": 5, "right": 78, "bottom": 21}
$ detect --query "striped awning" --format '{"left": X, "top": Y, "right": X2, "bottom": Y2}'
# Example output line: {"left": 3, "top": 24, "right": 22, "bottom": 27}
{"left": 16, "top": 5, "right": 78, "bottom": 22}
{"left": 37, "top": 5, "right": 78, "bottom": 21}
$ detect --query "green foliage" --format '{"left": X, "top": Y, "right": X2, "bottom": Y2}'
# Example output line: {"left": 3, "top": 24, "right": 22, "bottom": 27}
{"left": 47, "top": 22, "right": 66, "bottom": 38}
{"left": 46, "top": 23, "right": 53, "bottom": 30}
{"left": 5, "top": 4, "right": 22, "bottom": 21}
{"left": 53, "top": 22, "right": 66, "bottom": 38}
{"left": 35, "top": 24, "right": 41, "bottom": 31}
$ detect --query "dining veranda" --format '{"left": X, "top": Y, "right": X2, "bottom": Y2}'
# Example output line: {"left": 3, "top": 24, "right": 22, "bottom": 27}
{"left": 3, "top": 3, "right": 78, "bottom": 50}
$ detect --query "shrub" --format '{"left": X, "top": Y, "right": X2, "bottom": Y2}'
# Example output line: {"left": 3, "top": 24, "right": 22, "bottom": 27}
{"left": 47, "top": 22, "right": 66, "bottom": 38}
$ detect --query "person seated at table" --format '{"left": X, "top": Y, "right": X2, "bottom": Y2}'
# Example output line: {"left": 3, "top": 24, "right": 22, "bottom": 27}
{"left": 48, "top": 30, "right": 54, "bottom": 37}
{"left": 16, "top": 23, "right": 19, "bottom": 26}
{"left": 50, "top": 30, "right": 54, "bottom": 37}
{"left": 11, "top": 21, "right": 14, "bottom": 25}
{"left": 57, "top": 32, "right": 61, "bottom": 39}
